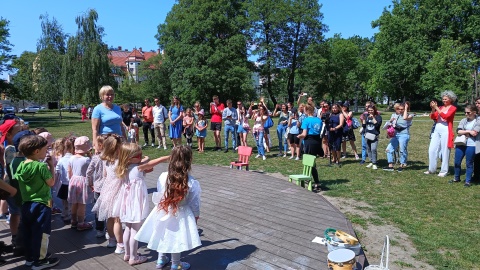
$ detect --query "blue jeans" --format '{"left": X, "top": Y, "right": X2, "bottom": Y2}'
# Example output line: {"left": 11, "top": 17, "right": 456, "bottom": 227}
{"left": 255, "top": 131, "right": 265, "bottom": 156}
{"left": 386, "top": 133, "right": 410, "bottom": 165}
{"left": 224, "top": 125, "right": 236, "bottom": 150}
{"left": 454, "top": 145, "right": 475, "bottom": 183}
{"left": 21, "top": 202, "right": 51, "bottom": 262}
{"left": 276, "top": 125, "right": 287, "bottom": 153}
{"left": 361, "top": 135, "right": 367, "bottom": 161}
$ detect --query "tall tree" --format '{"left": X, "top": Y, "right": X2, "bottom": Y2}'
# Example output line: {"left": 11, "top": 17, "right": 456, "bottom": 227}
{"left": 157, "top": 0, "right": 254, "bottom": 107}
{"left": 10, "top": 51, "right": 37, "bottom": 101}
{"left": 62, "top": 9, "right": 115, "bottom": 105}
{"left": 35, "top": 14, "right": 67, "bottom": 104}
{"left": 0, "top": 18, "right": 13, "bottom": 75}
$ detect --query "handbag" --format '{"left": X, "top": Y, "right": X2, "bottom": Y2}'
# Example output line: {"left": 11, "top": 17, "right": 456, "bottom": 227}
{"left": 351, "top": 117, "right": 360, "bottom": 129}
{"left": 264, "top": 116, "right": 274, "bottom": 129}
{"left": 454, "top": 135, "right": 467, "bottom": 146}
{"left": 364, "top": 132, "right": 376, "bottom": 141}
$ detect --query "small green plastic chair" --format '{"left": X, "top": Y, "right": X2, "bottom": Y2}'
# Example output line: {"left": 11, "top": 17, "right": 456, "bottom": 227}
{"left": 288, "top": 154, "right": 316, "bottom": 191}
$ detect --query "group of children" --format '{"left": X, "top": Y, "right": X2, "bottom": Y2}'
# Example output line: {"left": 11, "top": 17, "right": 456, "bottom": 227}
{"left": 0, "top": 119, "right": 202, "bottom": 270}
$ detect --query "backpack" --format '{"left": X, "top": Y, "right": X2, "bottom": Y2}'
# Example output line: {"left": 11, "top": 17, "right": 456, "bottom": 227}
{"left": 351, "top": 117, "right": 360, "bottom": 129}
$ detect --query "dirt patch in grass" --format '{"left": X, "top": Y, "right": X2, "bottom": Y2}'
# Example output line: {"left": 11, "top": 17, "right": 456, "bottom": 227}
{"left": 323, "top": 195, "right": 434, "bottom": 270}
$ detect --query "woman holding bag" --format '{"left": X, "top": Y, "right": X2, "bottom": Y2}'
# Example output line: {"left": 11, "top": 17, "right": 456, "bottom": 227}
{"left": 450, "top": 105, "right": 480, "bottom": 187}
{"left": 273, "top": 103, "right": 289, "bottom": 157}
{"left": 362, "top": 105, "right": 382, "bottom": 170}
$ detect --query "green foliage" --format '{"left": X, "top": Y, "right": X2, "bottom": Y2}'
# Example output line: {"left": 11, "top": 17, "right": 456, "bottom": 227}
{"left": 369, "top": 0, "right": 480, "bottom": 102}
{"left": 0, "top": 17, "right": 13, "bottom": 74}
{"left": 10, "top": 51, "right": 37, "bottom": 101}
{"left": 62, "top": 9, "right": 116, "bottom": 105}
{"left": 35, "top": 14, "right": 67, "bottom": 104}
{"left": 157, "top": 0, "right": 254, "bottom": 107}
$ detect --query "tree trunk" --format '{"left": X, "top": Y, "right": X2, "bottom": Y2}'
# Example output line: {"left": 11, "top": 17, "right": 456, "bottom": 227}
{"left": 287, "top": 21, "right": 301, "bottom": 103}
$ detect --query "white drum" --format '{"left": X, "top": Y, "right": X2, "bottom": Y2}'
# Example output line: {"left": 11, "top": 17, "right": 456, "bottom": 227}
{"left": 327, "top": 249, "right": 356, "bottom": 270}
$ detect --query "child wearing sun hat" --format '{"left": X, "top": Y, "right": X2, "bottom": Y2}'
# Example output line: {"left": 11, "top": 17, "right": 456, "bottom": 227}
{"left": 67, "top": 136, "right": 93, "bottom": 231}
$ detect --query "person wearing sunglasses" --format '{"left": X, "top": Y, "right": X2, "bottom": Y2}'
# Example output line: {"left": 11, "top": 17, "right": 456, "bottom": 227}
{"left": 451, "top": 104, "right": 480, "bottom": 187}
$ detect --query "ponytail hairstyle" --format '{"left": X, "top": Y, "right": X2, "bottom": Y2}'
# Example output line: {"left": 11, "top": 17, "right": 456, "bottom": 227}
{"left": 63, "top": 135, "right": 76, "bottom": 155}
{"left": 101, "top": 134, "right": 122, "bottom": 163}
{"left": 96, "top": 134, "right": 108, "bottom": 153}
{"left": 159, "top": 145, "right": 192, "bottom": 215}
{"left": 116, "top": 143, "right": 141, "bottom": 179}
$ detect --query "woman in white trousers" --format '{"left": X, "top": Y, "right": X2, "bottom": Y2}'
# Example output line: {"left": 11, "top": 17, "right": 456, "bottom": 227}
{"left": 425, "top": 91, "right": 457, "bottom": 177}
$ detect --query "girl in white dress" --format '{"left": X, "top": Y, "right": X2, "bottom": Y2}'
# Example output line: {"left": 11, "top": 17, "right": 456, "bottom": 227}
{"left": 91, "top": 134, "right": 124, "bottom": 252}
{"left": 135, "top": 145, "right": 201, "bottom": 270}
{"left": 67, "top": 136, "right": 92, "bottom": 231}
{"left": 112, "top": 143, "right": 169, "bottom": 266}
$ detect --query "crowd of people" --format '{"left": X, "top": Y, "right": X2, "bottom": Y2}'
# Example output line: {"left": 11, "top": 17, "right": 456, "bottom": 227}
{"left": 0, "top": 85, "right": 479, "bottom": 269}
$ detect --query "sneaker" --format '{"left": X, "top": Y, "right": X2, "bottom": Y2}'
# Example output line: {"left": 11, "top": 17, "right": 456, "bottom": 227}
{"left": 170, "top": 261, "right": 191, "bottom": 270}
{"left": 25, "top": 260, "right": 34, "bottom": 267}
{"left": 216, "top": 147, "right": 222, "bottom": 151}
{"left": 164, "top": 146, "right": 168, "bottom": 150}
{"left": 295, "top": 157, "right": 300, "bottom": 161}
{"left": 106, "top": 238, "right": 116, "bottom": 248}
{"left": 6, "top": 215, "right": 9, "bottom": 224}
{"left": 51, "top": 208, "right": 62, "bottom": 215}
{"left": 355, "top": 154, "right": 359, "bottom": 160}
{"left": 383, "top": 166, "right": 394, "bottom": 172}
{"left": 151, "top": 143, "right": 155, "bottom": 147}
{"left": 156, "top": 256, "right": 170, "bottom": 269}
{"left": 397, "top": 167, "right": 403, "bottom": 172}
{"left": 31, "top": 257, "right": 60, "bottom": 270}
{"left": 289, "top": 156, "right": 294, "bottom": 159}
{"left": 157, "top": 146, "right": 162, "bottom": 149}
{"left": 255, "top": 154, "right": 261, "bottom": 159}
{"left": 282, "top": 154, "right": 286, "bottom": 158}
{"left": 224, "top": 149, "right": 228, "bottom": 153}
{"left": 464, "top": 183, "right": 471, "bottom": 187}
{"left": 437, "top": 172, "right": 447, "bottom": 177}
{"left": 129, "top": 255, "right": 148, "bottom": 266}
{"left": 70, "top": 221, "right": 78, "bottom": 229}
{"left": 366, "top": 163, "right": 373, "bottom": 168}
{"left": 448, "top": 179, "right": 461, "bottom": 184}
{"left": 359, "top": 160, "right": 365, "bottom": 165}
{"left": 277, "top": 152, "right": 283, "bottom": 157}
{"left": 77, "top": 222, "right": 93, "bottom": 231}
{"left": 287, "top": 150, "right": 291, "bottom": 154}
{"left": 341, "top": 155, "right": 346, "bottom": 159}
{"left": 114, "top": 244, "right": 125, "bottom": 254}
{"left": 0, "top": 214, "right": 8, "bottom": 221}
{"left": 372, "top": 165, "right": 378, "bottom": 170}
{"left": 143, "top": 143, "right": 148, "bottom": 147}
{"left": 96, "top": 230, "right": 106, "bottom": 238}
{"left": 234, "top": 147, "right": 238, "bottom": 151}
{"left": 262, "top": 155, "right": 266, "bottom": 160}
{"left": 105, "top": 232, "right": 110, "bottom": 240}
{"left": 424, "top": 171, "right": 434, "bottom": 174}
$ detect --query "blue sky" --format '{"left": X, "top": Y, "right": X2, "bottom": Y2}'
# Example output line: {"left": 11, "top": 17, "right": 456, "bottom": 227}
{"left": 1, "top": 0, "right": 392, "bottom": 79}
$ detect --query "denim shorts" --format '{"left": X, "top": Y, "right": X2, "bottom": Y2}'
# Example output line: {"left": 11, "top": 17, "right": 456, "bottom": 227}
{"left": 6, "top": 196, "right": 20, "bottom": 215}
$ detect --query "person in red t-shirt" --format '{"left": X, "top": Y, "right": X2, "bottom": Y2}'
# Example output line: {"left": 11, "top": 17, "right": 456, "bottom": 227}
{"left": 210, "top": 95, "right": 225, "bottom": 151}
{"left": 141, "top": 99, "right": 155, "bottom": 147}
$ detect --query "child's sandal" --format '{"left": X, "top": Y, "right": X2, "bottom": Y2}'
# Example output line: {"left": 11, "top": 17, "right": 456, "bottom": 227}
{"left": 156, "top": 256, "right": 170, "bottom": 269}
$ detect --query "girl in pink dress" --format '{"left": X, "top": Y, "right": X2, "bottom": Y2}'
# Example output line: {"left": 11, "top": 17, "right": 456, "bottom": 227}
{"left": 91, "top": 134, "right": 124, "bottom": 253}
{"left": 67, "top": 136, "right": 92, "bottom": 231}
{"left": 112, "top": 143, "right": 169, "bottom": 265}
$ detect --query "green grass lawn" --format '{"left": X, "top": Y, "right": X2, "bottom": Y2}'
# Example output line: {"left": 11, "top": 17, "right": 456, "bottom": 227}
{"left": 23, "top": 110, "right": 478, "bottom": 269}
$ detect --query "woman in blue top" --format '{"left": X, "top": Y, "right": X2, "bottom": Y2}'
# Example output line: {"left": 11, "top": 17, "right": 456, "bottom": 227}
{"left": 169, "top": 96, "right": 184, "bottom": 147}
{"left": 297, "top": 104, "right": 322, "bottom": 191}
{"left": 91, "top": 85, "right": 125, "bottom": 152}
{"left": 273, "top": 103, "right": 289, "bottom": 157}
{"left": 287, "top": 108, "right": 301, "bottom": 160}
{"left": 383, "top": 102, "right": 414, "bottom": 172}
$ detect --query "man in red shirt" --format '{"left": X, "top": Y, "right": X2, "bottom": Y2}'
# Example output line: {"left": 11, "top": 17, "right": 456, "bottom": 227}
{"left": 210, "top": 95, "right": 225, "bottom": 151}
{"left": 141, "top": 99, "right": 155, "bottom": 147}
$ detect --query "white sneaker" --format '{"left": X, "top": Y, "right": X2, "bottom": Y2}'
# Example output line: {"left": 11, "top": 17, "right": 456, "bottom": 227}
{"left": 289, "top": 156, "right": 294, "bottom": 159}
{"left": 157, "top": 146, "right": 162, "bottom": 149}
{"left": 262, "top": 155, "right": 266, "bottom": 160}
{"left": 106, "top": 238, "right": 116, "bottom": 248}
{"left": 295, "top": 157, "right": 300, "bottom": 161}
{"left": 142, "top": 143, "right": 147, "bottom": 147}
{"left": 164, "top": 146, "right": 168, "bottom": 150}
{"left": 255, "top": 154, "right": 261, "bottom": 158}
{"left": 372, "top": 165, "right": 378, "bottom": 170}
{"left": 105, "top": 232, "right": 110, "bottom": 240}
{"left": 283, "top": 154, "right": 286, "bottom": 157}
{"left": 235, "top": 147, "right": 238, "bottom": 151}
{"left": 96, "top": 230, "right": 105, "bottom": 238}
{"left": 438, "top": 172, "right": 447, "bottom": 177}
{"left": 366, "top": 163, "right": 373, "bottom": 168}
{"left": 115, "top": 245, "right": 125, "bottom": 254}
{"left": 151, "top": 143, "right": 155, "bottom": 147}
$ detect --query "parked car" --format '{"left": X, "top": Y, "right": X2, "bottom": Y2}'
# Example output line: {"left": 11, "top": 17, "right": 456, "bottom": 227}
{"left": 61, "top": 105, "right": 79, "bottom": 112}
{"left": 20, "top": 106, "right": 41, "bottom": 113}
{"left": 3, "top": 106, "right": 15, "bottom": 113}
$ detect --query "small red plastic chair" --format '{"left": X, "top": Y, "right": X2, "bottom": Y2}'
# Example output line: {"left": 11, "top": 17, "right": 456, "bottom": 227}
{"left": 230, "top": 146, "right": 253, "bottom": 171}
